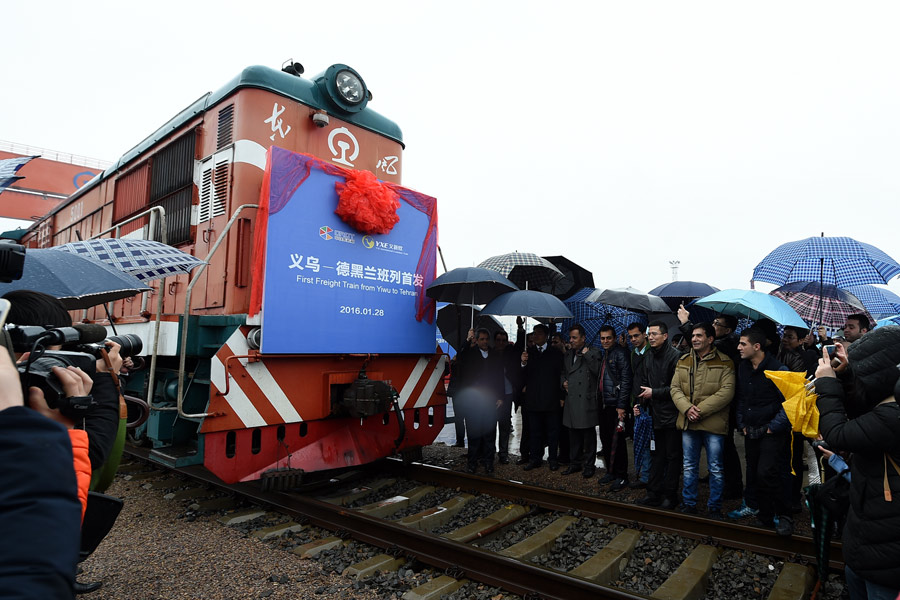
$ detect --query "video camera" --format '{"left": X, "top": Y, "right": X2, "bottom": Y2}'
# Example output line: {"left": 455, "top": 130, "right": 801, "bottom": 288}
{"left": 0, "top": 240, "right": 26, "bottom": 284}
{"left": 6, "top": 323, "right": 143, "bottom": 416}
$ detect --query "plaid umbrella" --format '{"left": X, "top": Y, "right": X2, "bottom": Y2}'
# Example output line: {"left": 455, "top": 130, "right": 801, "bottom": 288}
{"left": 752, "top": 236, "right": 900, "bottom": 288}
{"left": 770, "top": 282, "right": 873, "bottom": 329}
{"left": 843, "top": 284, "right": 900, "bottom": 320}
{"left": 52, "top": 238, "right": 205, "bottom": 282}
{"left": 0, "top": 155, "right": 37, "bottom": 195}
{"left": 478, "top": 252, "right": 564, "bottom": 290}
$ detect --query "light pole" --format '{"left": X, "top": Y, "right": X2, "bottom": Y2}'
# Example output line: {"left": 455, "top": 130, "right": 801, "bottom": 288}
{"left": 669, "top": 260, "right": 680, "bottom": 282}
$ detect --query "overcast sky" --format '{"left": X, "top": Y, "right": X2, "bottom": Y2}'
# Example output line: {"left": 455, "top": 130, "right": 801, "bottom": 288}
{"left": 4, "top": 1, "right": 900, "bottom": 298}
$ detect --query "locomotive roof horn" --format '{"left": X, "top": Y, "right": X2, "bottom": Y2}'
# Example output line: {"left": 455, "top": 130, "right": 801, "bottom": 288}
{"left": 281, "top": 59, "right": 305, "bottom": 77}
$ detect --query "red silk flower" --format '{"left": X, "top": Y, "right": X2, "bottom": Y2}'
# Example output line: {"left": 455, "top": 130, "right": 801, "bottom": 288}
{"left": 334, "top": 169, "right": 400, "bottom": 234}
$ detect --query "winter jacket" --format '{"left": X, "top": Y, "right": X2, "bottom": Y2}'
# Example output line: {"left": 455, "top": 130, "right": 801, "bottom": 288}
{"left": 457, "top": 344, "right": 505, "bottom": 400}
{"left": 84, "top": 372, "right": 121, "bottom": 471}
{"left": 735, "top": 354, "right": 791, "bottom": 434}
{"left": 70, "top": 429, "right": 91, "bottom": 521}
{"left": 776, "top": 347, "right": 806, "bottom": 373}
{"left": 562, "top": 347, "right": 602, "bottom": 428}
{"left": 600, "top": 345, "right": 632, "bottom": 410}
{"left": 671, "top": 348, "right": 735, "bottom": 435}
{"left": 815, "top": 377, "right": 900, "bottom": 589}
{"left": 640, "top": 343, "right": 682, "bottom": 429}
{"left": 0, "top": 406, "right": 80, "bottom": 598}
{"left": 629, "top": 344, "right": 650, "bottom": 407}
{"left": 521, "top": 344, "right": 564, "bottom": 412}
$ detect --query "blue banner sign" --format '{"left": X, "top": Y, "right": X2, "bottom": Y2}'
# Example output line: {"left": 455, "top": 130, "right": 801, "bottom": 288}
{"left": 260, "top": 149, "right": 437, "bottom": 354}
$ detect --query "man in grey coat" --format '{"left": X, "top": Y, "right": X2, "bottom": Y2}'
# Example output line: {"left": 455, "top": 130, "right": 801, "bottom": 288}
{"left": 561, "top": 324, "right": 602, "bottom": 477}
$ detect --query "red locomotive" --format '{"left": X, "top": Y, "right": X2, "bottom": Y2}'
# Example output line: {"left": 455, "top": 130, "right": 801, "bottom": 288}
{"left": 20, "top": 61, "right": 446, "bottom": 486}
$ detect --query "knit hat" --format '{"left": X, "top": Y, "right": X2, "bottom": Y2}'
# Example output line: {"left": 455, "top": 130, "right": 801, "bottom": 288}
{"left": 847, "top": 325, "right": 900, "bottom": 406}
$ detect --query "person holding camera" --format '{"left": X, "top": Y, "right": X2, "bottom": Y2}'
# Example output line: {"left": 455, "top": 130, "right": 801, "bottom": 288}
{"left": 0, "top": 343, "right": 83, "bottom": 598}
{"left": 5, "top": 290, "right": 123, "bottom": 472}
{"left": 814, "top": 326, "right": 900, "bottom": 599}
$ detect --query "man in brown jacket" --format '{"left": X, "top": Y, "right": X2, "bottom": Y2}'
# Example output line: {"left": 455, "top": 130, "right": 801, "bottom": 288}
{"left": 670, "top": 322, "right": 735, "bottom": 519}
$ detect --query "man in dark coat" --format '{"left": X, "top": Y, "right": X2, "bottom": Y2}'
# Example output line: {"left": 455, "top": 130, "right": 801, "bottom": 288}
{"left": 561, "top": 324, "right": 602, "bottom": 477}
{"left": 598, "top": 325, "right": 632, "bottom": 491}
{"left": 635, "top": 320, "right": 682, "bottom": 508}
{"left": 815, "top": 326, "right": 900, "bottom": 597}
{"left": 456, "top": 328, "right": 505, "bottom": 473}
{"left": 520, "top": 324, "right": 564, "bottom": 471}
{"left": 627, "top": 322, "right": 651, "bottom": 488}
{"left": 733, "top": 327, "right": 793, "bottom": 535}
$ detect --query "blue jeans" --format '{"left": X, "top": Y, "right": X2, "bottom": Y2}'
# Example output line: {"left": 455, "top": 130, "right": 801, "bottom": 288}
{"left": 637, "top": 445, "right": 651, "bottom": 483}
{"left": 845, "top": 565, "right": 900, "bottom": 600}
{"left": 682, "top": 430, "right": 725, "bottom": 510}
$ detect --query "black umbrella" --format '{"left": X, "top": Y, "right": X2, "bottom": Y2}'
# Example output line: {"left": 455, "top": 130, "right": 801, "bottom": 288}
{"left": 0, "top": 248, "right": 151, "bottom": 310}
{"left": 585, "top": 287, "right": 671, "bottom": 314}
{"left": 425, "top": 267, "right": 518, "bottom": 305}
{"left": 481, "top": 290, "right": 574, "bottom": 320}
{"left": 436, "top": 304, "right": 505, "bottom": 353}
{"left": 648, "top": 280, "right": 720, "bottom": 312}
{"left": 541, "top": 256, "right": 595, "bottom": 299}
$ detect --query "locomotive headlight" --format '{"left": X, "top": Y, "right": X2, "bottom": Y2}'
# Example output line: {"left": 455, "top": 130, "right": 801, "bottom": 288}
{"left": 315, "top": 64, "right": 369, "bottom": 113}
{"left": 335, "top": 70, "right": 364, "bottom": 105}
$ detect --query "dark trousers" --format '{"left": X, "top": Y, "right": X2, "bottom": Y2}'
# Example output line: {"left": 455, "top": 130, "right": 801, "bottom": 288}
{"left": 452, "top": 396, "right": 466, "bottom": 445}
{"left": 648, "top": 427, "right": 682, "bottom": 502}
{"left": 568, "top": 426, "right": 597, "bottom": 471}
{"left": 469, "top": 429, "right": 495, "bottom": 467}
{"left": 722, "top": 431, "right": 743, "bottom": 497}
{"left": 518, "top": 407, "right": 531, "bottom": 460}
{"left": 558, "top": 416, "right": 571, "bottom": 463}
{"left": 790, "top": 433, "right": 806, "bottom": 507}
{"left": 745, "top": 432, "right": 792, "bottom": 522}
{"left": 496, "top": 393, "right": 513, "bottom": 459}
{"left": 598, "top": 406, "right": 628, "bottom": 478}
{"left": 527, "top": 409, "right": 559, "bottom": 464}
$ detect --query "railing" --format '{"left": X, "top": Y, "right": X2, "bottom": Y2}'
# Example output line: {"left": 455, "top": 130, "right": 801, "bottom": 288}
{"left": 0, "top": 139, "right": 112, "bottom": 170}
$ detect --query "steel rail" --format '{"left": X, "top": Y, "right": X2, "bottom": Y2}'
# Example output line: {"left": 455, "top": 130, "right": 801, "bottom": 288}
{"left": 381, "top": 459, "right": 844, "bottom": 570}
{"left": 123, "top": 448, "right": 652, "bottom": 600}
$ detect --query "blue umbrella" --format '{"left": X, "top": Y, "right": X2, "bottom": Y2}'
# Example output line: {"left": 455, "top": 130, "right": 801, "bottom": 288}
{"left": 480, "top": 290, "right": 573, "bottom": 320}
{"left": 694, "top": 289, "right": 808, "bottom": 328}
{"left": 425, "top": 267, "right": 518, "bottom": 305}
{"left": 752, "top": 236, "right": 900, "bottom": 288}
{"left": 648, "top": 280, "right": 720, "bottom": 300}
{"left": 0, "top": 248, "right": 151, "bottom": 310}
{"left": 843, "top": 285, "right": 900, "bottom": 320}
{"left": 876, "top": 315, "right": 900, "bottom": 327}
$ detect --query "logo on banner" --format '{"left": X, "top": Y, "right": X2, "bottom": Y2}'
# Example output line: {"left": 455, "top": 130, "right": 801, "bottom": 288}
{"left": 318, "top": 225, "right": 356, "bottom": 244}
{"left": 362, "top": 235, "right": 375, "bottom": 249}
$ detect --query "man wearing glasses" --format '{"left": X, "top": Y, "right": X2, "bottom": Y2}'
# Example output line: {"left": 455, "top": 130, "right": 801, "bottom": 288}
{"left": 635, "top": 320, "right": 683, "bottom": 508}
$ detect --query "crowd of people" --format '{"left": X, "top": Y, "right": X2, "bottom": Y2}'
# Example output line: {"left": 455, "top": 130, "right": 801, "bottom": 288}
{"left": 449, "top": 311, "right": 900, "bottom": 599}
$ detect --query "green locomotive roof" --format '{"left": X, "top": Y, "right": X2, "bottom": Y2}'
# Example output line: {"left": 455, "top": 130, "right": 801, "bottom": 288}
{"left": 66, "top": 64, "right": 404, "bottom": 206}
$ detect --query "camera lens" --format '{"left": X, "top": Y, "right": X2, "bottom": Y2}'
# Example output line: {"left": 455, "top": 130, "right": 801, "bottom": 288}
{"left": 107, "top": 334, "right": 143, "bottom": 358}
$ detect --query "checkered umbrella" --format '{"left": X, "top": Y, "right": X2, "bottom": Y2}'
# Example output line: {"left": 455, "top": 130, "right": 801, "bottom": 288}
{"left": 559, "top": 288, "right": 646, "bottom": 347}
{"left": 633, "top": 412, "right": 653, "bottom": 477}
{"left": 52, "top": 238, "right": 206, "bottom": 282}
{"left": 770, "top": 282, "right": 873, "bottom": 329}
{"left": 477, "top": 252, "right": 564, "bottom": 290}
{"left": 843, "top": 285, "right": 900, "bottom": 320}
{"left": 752, "top": 236, "right": 900, "bottom": 288}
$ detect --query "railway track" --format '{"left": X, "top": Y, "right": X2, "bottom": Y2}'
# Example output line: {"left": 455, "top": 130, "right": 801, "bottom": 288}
{"left": 121, "top": 447, "right": 841, "bottom": 600}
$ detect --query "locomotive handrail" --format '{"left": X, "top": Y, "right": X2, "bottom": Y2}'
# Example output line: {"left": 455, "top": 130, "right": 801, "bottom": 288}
{"left": 177, "top": 203, "right": 258, "bottom": 419}
{"left": 92, "top": 206, "right": 174, "bottom": 413}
